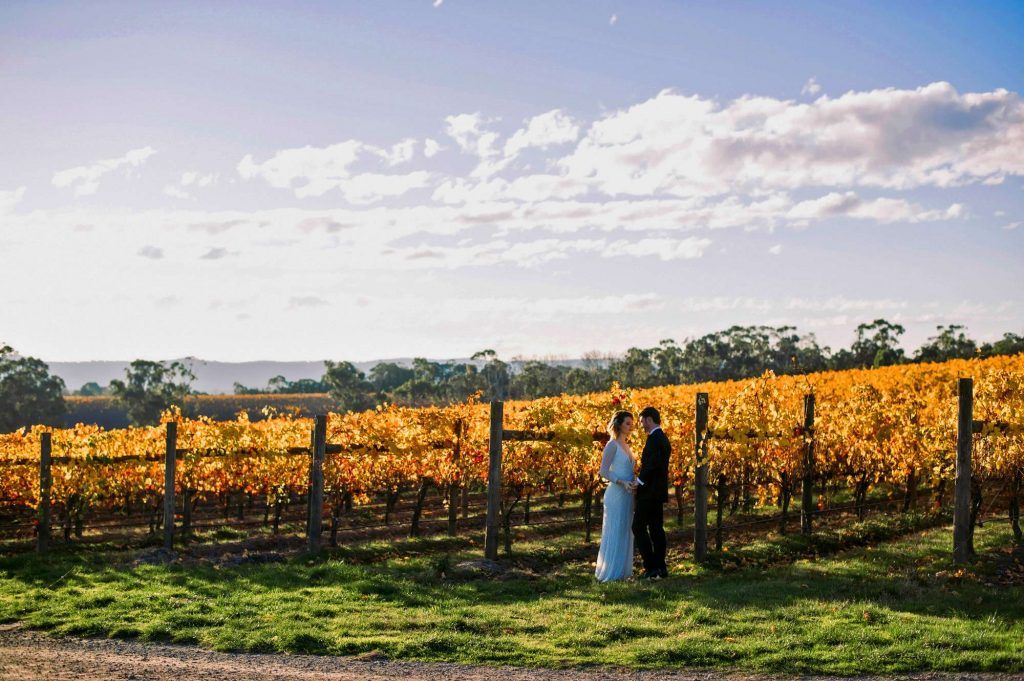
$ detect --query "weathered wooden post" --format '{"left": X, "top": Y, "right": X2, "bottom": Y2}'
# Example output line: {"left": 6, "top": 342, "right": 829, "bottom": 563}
{"left": 37, "top": 432, "right": 52, "bottom": 554}
{"left": 484, "top": 401, "right": 503, "bottom": 560}
{"left": 304, "top": 425, "right": 314, "bottom": 537}
{"left": 307, "top": 414, "right": 327, "bottom": 553}
{"left": 163, "top": 422, "right": 177, "bottom": 550}
{"left": 953, "top": 378, "right": 973, "bottom": 563}
{"left": 448, "top": 419, "right": 462, "bottom": 536}
{"left": 801, "top": 393, "right": 816, "bottom": 536}
{"left": 694, "top": 392, "right": 709, "bottom": 562}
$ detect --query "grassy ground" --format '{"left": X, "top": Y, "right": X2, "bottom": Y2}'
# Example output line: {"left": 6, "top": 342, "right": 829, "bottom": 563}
{"left": 0, "top": 515, "right": 1021, "bottom": 675}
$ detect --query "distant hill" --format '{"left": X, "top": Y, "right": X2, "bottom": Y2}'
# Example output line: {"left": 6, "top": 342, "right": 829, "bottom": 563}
{"left": 47, "top": 356, "right": 604, "bottom": 395}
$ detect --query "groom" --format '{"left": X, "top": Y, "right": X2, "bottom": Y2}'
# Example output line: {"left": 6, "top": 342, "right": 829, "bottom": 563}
{"left": 632, "top": 406, "right": 671, "bottom": 579}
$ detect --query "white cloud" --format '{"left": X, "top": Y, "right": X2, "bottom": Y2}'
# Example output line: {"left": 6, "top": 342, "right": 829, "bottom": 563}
{"left": 432, "top": 174, "right": 588, "bottom": 204}
{"left": 387, "top": 235, "right": 712, "bottom": 269}
{"left": 460, "top": 293, "right": 661, "bottom": 318}
{"left": 52, "top": 146, "right": 156, "bottom": 197}
{"left": 341, "top": 171, "right": 432, "bottom": 204}
{"left": 607, "top": 236, "right": 711, "bottom": 261}
{"left": 238, "top": 141, "right": 364, "bottom": 198}
{"left": 0, "top": 186, "right": 26, "bottom": 213}
{"left": 224, "top": 83, "right": 1015, "bottom": 234}
{"left": 504, "top": 109, "right": 580, "bottom": 158}
{"left": 855, "top": 198, "right": 963, "bottom": 223}
{"left": 445, "top": 113, "right": 497, "bottom": 155}
{"left": 786, "top": 192, "right": 864, "bottom": 220}
{"left": 181, "top": 171, "right": 217, "bottom": 187}
{"left": 6, "top": 79, "right": 1021, "bottom": 373}
{"left": 356, "top": 293, "right": 663, "bottom": 327}
{"left": 801, "top": 77, "right": 821, "bottom": 96}
{"left": 559, "top": 82, "right": 1024, "bottom": 197}
{"left": 164, "top": 170, "right": 218, "bottom": 200}
{"left": 4, "top": 184, "right": 1016, "bottom": 361}
{"left": 380, "top": 139, "right": 416, "bottom": 166}
{"left": 163, "top": 185, "right": 192, "bottom": 200}
{"left": 609, "top": 14, "right": 618, "bottom": 25}
{"left": 0, "top": 189, "right": 969, "bottom": 290}
{"left": 373, "top": 293, "right": 922, "bottom": 319}
{"left": 1004, "top": 221, "right": 1021, "bottom": 230}
{"left": 673, "top": 297, "right": 774, "bottom": 313}
{"left": 423, "top": 138, "right": 443, "bottom": 158}
{"left": 238, "top": 141, "right": 430, "bottom": 202}
{"left": 786, "top": 192, "right": 963, "bottom": 223}
{"left": 444, "top": 113, "right": 503, "bottom": 177}
{"left": 783, "top": 296, "right": 909, "bottom": 312}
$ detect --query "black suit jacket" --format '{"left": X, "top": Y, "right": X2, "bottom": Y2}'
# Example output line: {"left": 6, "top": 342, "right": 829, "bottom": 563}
{"left": 637, "top": 428, "right": 671, "bottom": 503}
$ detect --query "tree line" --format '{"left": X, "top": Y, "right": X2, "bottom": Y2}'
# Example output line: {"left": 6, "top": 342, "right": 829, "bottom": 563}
{"left": 288, "top": 321, "right": 1023, "bottom": 412}
{"left": 2, "top": 320, "right": 1022, "bottom": 431}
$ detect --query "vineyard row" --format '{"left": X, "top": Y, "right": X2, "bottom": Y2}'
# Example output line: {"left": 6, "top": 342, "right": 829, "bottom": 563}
{"left": 1, "top": 354, "right": 1020, "bottom": 563}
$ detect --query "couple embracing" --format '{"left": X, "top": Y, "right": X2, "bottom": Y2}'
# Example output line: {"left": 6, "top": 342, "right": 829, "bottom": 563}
{"left": 594, "top": 407, "right": 670, "bottom": 582}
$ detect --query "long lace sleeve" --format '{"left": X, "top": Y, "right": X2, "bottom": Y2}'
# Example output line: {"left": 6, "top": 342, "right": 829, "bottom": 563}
{"left": 599, "top": 441, "right": 620, "bottom": 484}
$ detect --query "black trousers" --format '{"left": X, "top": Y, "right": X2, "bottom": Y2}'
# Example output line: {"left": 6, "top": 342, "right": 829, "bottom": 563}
{"left": 632, "top": 497, "right": 666, "bottom": 573}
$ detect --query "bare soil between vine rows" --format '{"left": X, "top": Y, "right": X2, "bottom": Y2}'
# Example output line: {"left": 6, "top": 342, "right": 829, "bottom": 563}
{"left": 2, "top": 624, "right": 1022, "bottom": 681}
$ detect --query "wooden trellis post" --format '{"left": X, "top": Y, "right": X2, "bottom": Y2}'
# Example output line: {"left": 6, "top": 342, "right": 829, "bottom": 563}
{"left": 163, "top": 422, "right": 177, "bottom": 550}
{"left": 307, "top": 414, "right": 327, "bottom": 552}
{"left": 953, "top": 378, "right": 973, "bottom": 564}
{"left": 801, "top": 393, "right": 816, "bottom": 536}
{"left": 694, "top": 392, "right": 709, "bottom": 563}
{"left": 484, "top": 402, "right": 503, "bottom": 560}
{"left": 37, "top": 433, "right": 52, "bottom": 554}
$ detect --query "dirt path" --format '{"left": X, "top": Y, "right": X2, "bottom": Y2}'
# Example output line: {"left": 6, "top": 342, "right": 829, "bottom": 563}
{"left": 1, "top": 624, "right": 1021, "bottom": 681}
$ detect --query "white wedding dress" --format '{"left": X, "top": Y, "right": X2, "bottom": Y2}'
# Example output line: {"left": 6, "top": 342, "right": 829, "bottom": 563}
{"left": 594, "top": 439, "right": 636, "bottom": 582}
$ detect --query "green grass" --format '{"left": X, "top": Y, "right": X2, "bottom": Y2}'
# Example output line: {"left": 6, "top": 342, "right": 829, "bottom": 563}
{"left": 0, "top": 517, "right": 1021, "bottom": 674}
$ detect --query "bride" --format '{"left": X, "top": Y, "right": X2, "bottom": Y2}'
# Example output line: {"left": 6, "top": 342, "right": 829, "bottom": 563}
{"left": 594, "top": 410, "right": 637, "bottom": 582}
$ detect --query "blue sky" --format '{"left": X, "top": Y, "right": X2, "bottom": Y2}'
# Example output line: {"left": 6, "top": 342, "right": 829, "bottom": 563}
{"left": 1, "top": 1, "right": 1022, "bottom": 362}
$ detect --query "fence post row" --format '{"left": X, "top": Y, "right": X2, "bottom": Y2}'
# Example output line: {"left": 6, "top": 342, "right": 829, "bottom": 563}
{"left": 953, "top": 377, "right": 973, "bottom": 564}
{"left": 163, "top": 422, "right": 177, "bottom": 550}
{"left": 484, "top": 401, "right": 503, "bottom": 561}
{"left": 36, "top": 433, "right": 52, "bottom": 553}
{"left": 801, "top": 393, "right": 816, "bottom": 536}
{"left": 28, "top": 379, "right": 991, "bottom": 565}
{"left": 694, "top": 392, "right": 710, "bottom": 563}
{"left": 307, "top": 414, "right": 327, "bottom": 553}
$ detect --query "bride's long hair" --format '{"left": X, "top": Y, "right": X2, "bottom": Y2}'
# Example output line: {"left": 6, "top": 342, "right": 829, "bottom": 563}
{"left": 607, "top": 410, "right": 633, "bottom": 439}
